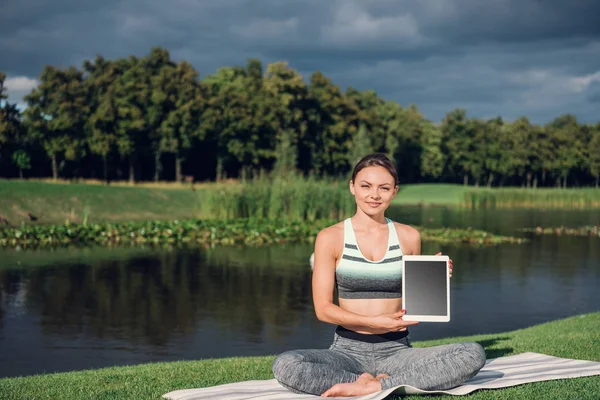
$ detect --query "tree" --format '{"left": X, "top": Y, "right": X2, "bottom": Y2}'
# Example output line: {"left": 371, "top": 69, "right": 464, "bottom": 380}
{"left": 84, "top": 56, "right": 121, "bottom": 182}
{"left": 347, "top": 123, "right": 373, "bottom": 169}
{"left": 111, "top": 56, "right": 149, "bottom": 183}
{"left": 12, "top": 150, "right": 31, "bottom": 178}
{"left": 386, "top": 104, "right": 427, "bottom": 183}
{"left": 420, "top": 121, "right": 445, "bottom": 181}
{"left": 160, "top": 61, "right": 204, "bottom": 182}
{"left": 146, "top": 47, "right": 177, "bottom": 181}
{"left": 0, "top": 72, "right": 23, "bottom": 165}
{"left": 24, "top": 66, "right": 89, "bottom": 180}
{"left": 263, "top": 61, "right": 309, "bottom": 175}
{"left": 547, "top": 115, "right": 584, "bottom": 188}
{"left": 504, "top": 117, "right": 535, "bottom": 187}
{"left": 346, "top": 88, "right": 385, "bottom": 151}
{"left": 589, "top": 125, "right": 600, "bottom": 188}
{"left": 441, "top": 109, "right": 474, "bottom": 185}
{"left": 306, "top": 71, "right": 354, "bottom": 176}
{"left": 202, "top": 64, "right": 265, "bottom": 180}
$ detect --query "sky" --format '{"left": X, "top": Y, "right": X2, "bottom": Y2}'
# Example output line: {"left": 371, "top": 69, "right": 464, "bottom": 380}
{"left": 1, "top": 0, "right": 599, "bottom": 124}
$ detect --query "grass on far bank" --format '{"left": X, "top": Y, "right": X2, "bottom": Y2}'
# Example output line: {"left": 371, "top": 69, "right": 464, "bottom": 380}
{"left": 0, "top": 178, "right": 202, "bottom": 226}
{"left": 0, "top": 312, "right": 598, "bottom": 400}
{"left": 2, "top": 178, "right": 600, "bottom": 228}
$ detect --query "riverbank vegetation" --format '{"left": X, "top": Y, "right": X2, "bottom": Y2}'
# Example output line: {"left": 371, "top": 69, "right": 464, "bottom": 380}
{"left": 0, "top": 312, "right": 597, "bottom": 400}
{"left": 463, "top": 188, "right": 600, "bottom": 209}
{"left": 197, "top": 173, "right": 354, "bottom": 220}
{"left": 2, "top": 51, "right": 600, "bottom": 189}
{"left": 0, "top": 218, "right": 527, "bottom": 249}
{"left": 2, "top": 179, "right": 600, "bottom": 228}
{"left": 521, "top": 226, "right": 600, "bottom": 237}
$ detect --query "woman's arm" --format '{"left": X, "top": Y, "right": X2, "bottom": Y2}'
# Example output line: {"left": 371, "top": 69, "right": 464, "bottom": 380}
{"left": 311, "top": 228, "right": 417, "bottom": 332}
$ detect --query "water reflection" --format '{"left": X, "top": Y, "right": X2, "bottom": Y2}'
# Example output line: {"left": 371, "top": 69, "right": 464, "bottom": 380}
{"left": 0, "top": 210, "right": 599, "bottom": 378}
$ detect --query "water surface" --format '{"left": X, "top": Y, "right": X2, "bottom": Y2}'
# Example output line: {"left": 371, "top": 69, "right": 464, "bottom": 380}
{"left": 1, "top": 207, "right": 599, "bottom": 378}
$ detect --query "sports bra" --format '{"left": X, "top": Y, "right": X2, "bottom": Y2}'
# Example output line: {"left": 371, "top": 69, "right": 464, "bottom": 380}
{"left": 335, "top": 218, "right": 403, "bottom": 299}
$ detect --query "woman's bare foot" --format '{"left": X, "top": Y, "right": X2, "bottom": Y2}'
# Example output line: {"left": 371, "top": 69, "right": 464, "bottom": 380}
{"left": 321, "top": 372, "right": 382, "bottom": 397}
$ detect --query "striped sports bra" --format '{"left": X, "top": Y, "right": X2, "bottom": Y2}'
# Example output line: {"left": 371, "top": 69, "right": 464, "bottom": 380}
{"left": 335, "top": 218, "right": 403, "bottom": 299}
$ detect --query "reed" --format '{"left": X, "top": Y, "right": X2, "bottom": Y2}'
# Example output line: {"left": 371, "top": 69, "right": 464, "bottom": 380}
{"left": 462, "top": 188, "right": 600, "bottom": 209}
{"left": 198, "top": 173, "right": 356, "bottom": 221}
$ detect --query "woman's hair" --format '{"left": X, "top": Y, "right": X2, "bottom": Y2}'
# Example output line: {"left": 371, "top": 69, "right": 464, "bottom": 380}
{"left": 351, "top": 153, "right": 399, "bottom": 186}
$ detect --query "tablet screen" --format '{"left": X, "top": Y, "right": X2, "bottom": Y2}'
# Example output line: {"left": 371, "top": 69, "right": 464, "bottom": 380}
{"left": 403, "top": 258, "right": 449, "bottom": 320}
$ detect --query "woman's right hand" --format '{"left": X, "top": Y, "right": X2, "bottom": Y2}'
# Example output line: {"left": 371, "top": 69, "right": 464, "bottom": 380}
{"left": 367, "top": 310, "right": 419, "bottom": 333}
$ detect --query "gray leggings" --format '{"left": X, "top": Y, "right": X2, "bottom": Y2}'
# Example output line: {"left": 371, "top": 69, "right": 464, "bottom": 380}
{"left": 272, "top": 327, "right": 486, "bottom": 396}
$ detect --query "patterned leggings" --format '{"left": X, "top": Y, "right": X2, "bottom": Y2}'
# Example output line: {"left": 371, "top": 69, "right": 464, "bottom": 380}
{"left": 272, "top": 327, "right": 486, "bottom": 396}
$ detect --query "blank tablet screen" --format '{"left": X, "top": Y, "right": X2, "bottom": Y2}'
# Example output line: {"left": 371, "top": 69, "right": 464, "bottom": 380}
{"left": 404, "top": 260, "right": 448, "bottom": 316}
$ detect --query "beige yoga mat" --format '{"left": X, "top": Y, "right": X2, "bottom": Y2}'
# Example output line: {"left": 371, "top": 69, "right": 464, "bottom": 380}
{"left": 162, "top": 352, "right": 600, "bottom": 399}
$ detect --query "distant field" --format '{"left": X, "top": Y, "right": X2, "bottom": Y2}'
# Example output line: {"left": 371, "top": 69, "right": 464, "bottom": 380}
{"left": 2, "top": 179, "right": 600, "bottom": 226}
{"left": 393, "top": 184, "right": 469, "bottom": 205}
{"left": 0, "top": 179, "right": 201, "bottom": 226}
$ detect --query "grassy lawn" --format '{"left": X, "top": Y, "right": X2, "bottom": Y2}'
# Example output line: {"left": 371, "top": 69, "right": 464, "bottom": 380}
{"left": 2, "top": 179, "right": 600, "bottom": 227}
{"left": 394, "top": 183, "right": 470, "bottom": 206}
{"left": 0, "top": 312, "right": 598, "bottom": 399}
{"left": 0, "top": 179, "right": 201, "bottom": 225}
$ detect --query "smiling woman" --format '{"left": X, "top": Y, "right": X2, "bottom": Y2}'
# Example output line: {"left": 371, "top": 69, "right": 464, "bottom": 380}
{"left": 272, "top": 153, "right": 485, "bottom": 397}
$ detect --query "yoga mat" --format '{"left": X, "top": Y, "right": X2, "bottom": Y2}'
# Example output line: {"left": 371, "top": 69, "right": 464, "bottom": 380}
{"left": 162, "top": 352, "right": 600, "bottom": 399}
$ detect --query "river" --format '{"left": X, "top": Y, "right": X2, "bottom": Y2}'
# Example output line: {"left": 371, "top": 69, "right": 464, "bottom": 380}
{"left": 0, "top": 207, "right": 599, "bottom": 378}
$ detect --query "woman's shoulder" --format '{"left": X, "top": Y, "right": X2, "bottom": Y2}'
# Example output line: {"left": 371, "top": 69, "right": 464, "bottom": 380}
{"left": 314, "top": 220, "right": 346, "bottom": 251}
{"left": 391, "top": 220, "right": 421, "bottom": 246}
{"left": 316, "top": 220, "right": 345, "bottom": 241}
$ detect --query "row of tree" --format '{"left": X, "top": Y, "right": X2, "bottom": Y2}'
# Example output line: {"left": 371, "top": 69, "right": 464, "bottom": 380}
{"left": 1, "top": 47, "right": 600, "bottom": 187}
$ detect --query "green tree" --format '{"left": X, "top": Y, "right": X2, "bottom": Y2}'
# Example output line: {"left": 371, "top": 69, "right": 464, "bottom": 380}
{"left": 24, "top": 66, "right": 89, "bottom": 180}
{"left": 386, "top": 105, "right": 427, "bottom": 183}
{"left": 420, "top": 121, "right": 445, "bottom": 181}
{"left": 306, "top": 71, "right": 354, "bottom": 176}
{"left": 160, "top": 61, "right": 204, "bottom": 182}
{"left": 202, "top": 64, "right": 265, "bottom": 180}
{"left": 84, "top": 56, "right": 120, "bottom": 182}
{"left": 112, "top": 56, "right": 149, "bottom": 183}
{"left": 146, "top": 47, "right": 177, "bottom": 181}
{"left": 12, "top": 149, "right": 31, "bottom": 178}
{"left": 0, "top": 73, "right": 24, "bottom": 166}
{"left": 347, "top": 123, "right": 373, "bottom": 168}
{"left": 504, "top": 117, "right": 536, "bottom": 187}
{"left": 547, "top": 115, "right": 584, "bottom": 188}
{"left": 263, "top": 61, "right": 309, "bottom": 175}
{"left": 441, "top": 109, "right": 475, "bottom": 185}
{"left": 589, "top": 124, "right": 600, "bottom": 188}
{"left": 346, "top": 88, "right": 385, "bottom": 151}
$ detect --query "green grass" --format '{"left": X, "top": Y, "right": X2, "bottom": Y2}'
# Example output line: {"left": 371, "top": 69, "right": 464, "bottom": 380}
{"left": 197, "top": 173, "right": 355, "bottom": 221}
{"left": 1, "top": 313, "right": 598, "bottom": 399}
{"left": 394, "top": 184, "right": 600, "bottom": 209}
{"left": 3, "top": 180, "right": 600, "bottom": 229}
{"left": 464, "top": 188, "right": 600, "bottom": 209}
{"left": 0, "top": 179, "right": 201, "bottom": 225}
{"left": 393, "top": 184, "right": 471, "bottom": 206}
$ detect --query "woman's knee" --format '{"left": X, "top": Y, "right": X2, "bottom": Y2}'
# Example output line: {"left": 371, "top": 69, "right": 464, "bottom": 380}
{"left": 272, "top": 350, "right": 303, "bottom": 380}
{"left": 461, "top": 342, "right": 487, "bottom": 372}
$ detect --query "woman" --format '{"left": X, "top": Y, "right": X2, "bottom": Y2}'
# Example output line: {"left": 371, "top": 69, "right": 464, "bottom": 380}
{"left": 272, "top": 153, "right": 486, "bottom": 397}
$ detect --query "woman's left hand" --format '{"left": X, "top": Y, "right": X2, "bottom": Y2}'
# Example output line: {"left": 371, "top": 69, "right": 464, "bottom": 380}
{"left": 435, "top": 252, "right": 452, "bottom": 278}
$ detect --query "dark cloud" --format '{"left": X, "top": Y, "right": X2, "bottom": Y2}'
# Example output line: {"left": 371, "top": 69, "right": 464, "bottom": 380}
{"left": 1, "top": 0, "right": 599, "bottom": 123}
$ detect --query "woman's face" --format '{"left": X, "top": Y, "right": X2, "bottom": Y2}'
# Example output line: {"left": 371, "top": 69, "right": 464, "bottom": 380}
{"left": 350, "top": 165, "right": 398, "bottom": 216}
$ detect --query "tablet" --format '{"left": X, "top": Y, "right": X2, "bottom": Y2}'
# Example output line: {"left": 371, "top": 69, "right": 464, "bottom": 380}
{"left": 402, "top": 255, "right": 450, "bottom": 322}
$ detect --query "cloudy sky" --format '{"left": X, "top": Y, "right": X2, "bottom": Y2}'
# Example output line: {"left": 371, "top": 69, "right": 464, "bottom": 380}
{"left": 1, "top": 0, "right": 599, "bottom": 124}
